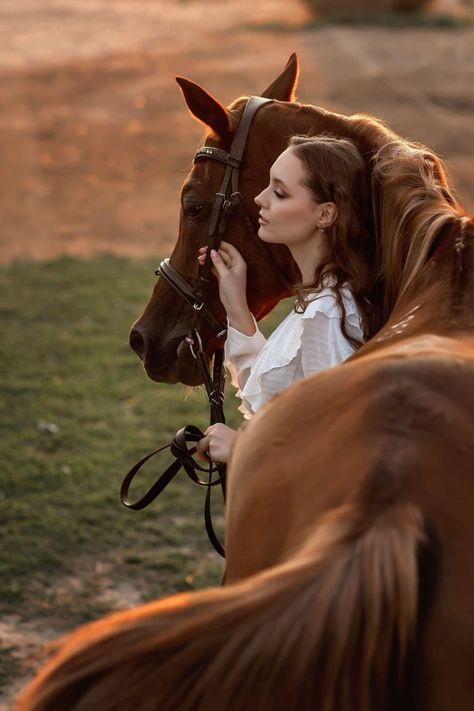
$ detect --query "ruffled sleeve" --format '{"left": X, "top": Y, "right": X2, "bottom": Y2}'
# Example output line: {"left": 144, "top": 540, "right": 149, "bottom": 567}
{"left": 223, "top": 316, "right": 267, "bottom": 392}
{"left": 237, "top": 287, "right": 363, "bottom": 417}
{"left": 299, "top": 288, "right": 363, "bottom": 375}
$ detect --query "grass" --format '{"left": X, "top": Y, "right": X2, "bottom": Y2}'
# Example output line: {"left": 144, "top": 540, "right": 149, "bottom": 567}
{"left": 248, "top": 11, "right": 473, "bottom": 32}
{"left": 317, "top": 11, "right": 472, "bottom": 27}
{"left": 0, "top": 255, "right": 291, "bottom": 630}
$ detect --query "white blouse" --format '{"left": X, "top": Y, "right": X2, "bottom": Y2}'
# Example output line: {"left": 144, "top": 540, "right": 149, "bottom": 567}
{"left": 224, "top": 286, "right": 363, "bottom": 418}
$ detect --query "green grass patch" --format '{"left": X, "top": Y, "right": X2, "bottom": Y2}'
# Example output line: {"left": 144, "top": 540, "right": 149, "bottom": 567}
{"left": 318, "top": 12, "right": 472, "bottom": 28}
{"left": 0, "top": 255, "right": 291, "bottom": 624}
{"left": 247, "top": 12, "right": 472, "bottom": 32}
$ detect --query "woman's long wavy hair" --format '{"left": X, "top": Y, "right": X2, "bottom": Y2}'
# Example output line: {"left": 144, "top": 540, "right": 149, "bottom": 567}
{"left": 371, "top": 140, "right": 463, "bottom": 323}
{"left": 288, "top": 134, "right": 376, "bottom": 345}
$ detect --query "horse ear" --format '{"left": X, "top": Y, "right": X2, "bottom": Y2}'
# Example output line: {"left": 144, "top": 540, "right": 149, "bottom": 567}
{"left": 176, "top": 77, "right": 231, "bottom": 141}
{"left": 260, "top": 53, "right": 299, "bottom": 101}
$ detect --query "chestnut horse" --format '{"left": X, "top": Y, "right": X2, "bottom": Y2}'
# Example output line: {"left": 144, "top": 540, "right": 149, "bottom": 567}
{"left": 17, "top": 56, "right": 474, "bottom": 711}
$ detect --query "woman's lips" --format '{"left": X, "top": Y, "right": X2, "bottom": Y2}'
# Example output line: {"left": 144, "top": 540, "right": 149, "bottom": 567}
{"left": 258, "top": 214, "right": 269, "bottom": 225}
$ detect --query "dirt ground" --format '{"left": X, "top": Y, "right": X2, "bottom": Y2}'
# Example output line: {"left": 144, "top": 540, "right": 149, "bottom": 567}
{"left": 1, "top": 0, "right": 474, "bottom": 705}
{"left": 0, "top": 0, "right": 473, "bottom": 265}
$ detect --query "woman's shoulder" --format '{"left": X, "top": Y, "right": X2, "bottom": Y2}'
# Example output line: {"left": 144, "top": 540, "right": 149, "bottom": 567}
{"left": 300, "top": 285, "right": 360, "bottom": 321}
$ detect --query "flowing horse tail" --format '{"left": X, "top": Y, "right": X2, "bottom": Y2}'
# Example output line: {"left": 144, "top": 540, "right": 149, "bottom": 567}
{"left": 17, "top": 500, "right": 432, "bottom": 711}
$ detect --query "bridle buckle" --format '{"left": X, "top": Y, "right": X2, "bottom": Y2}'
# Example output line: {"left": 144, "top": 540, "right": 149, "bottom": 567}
{"left": 186, "top": 330, "right": 204, "bottom": 360}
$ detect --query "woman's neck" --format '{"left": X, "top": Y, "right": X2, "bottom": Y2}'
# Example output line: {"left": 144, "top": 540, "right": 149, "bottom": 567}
{"left": 289, "top": 233, "right": 329, "bottom": 285}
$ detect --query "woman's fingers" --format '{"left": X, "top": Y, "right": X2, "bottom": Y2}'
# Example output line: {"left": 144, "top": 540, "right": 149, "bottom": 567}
{"left": 209, "top": 249, "right": 230, "bottom": 276}
{"left": 219, "top": 241, "right": 234, "bottom": 252}
{"left": 219, "top": 241, "right": 244, "bottom": 262}
{"left": 198, "top": 245, "right": 207, "bottom": 265}
{"left": 197, "top": 242, "right": 245, "bottom": 271}
{"left": 196, "top": 435, "right": 210, "bottom": 463}
{"left": 198, "top": 244, "right": 228, "bottom": 268}
{"left": 197, "top": 423, "right": 236, "bottom": 465}
{"left": 197, "top": 255, "right": 225, "bottom": 278}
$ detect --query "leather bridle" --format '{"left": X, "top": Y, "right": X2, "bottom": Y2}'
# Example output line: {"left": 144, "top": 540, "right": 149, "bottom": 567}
{"left": 121, "top": 96, "right": 292, "bottom": 558}
{"left": 157, "top": 94, "right": 294, "bottom": 341}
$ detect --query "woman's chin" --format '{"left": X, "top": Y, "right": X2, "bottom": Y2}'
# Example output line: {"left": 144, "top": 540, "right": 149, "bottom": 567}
{"left": 258, "top": 226, "right": 273, "bottom": 242}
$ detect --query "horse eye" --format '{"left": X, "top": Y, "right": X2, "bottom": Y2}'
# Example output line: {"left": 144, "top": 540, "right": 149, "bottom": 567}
{"left": 188, "top": 203, "right": 205, "bottom": 218}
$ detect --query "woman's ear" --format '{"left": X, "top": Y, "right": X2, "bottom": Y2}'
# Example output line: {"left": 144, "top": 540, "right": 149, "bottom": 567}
{"left": 318, "top": 202, "right": 338, "bottom": 229}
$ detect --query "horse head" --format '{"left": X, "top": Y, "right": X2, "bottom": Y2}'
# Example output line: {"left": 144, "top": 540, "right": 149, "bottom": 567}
{"left": 129, "top": 55, "right": 303, "bottom": 385}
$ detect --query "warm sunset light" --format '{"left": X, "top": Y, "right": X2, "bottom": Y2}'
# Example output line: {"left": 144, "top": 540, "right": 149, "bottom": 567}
{"left": 2, "top": 1, "right": 474, "bottom": 709}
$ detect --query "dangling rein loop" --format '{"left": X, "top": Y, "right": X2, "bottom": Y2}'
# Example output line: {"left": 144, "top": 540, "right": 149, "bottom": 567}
{"left": 121, "top": 331, "right": 226, "bottom": 558}
{"left": 120, "top": 424, "right": 226, "bottom": 557}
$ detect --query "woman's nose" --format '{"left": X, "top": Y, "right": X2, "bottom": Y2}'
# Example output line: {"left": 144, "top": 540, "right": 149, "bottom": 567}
{"left": 254, "top": 187, "right": 266, "bottom": 207}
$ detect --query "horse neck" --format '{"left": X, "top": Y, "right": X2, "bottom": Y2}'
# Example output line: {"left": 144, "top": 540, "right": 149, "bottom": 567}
{"left": 368, "top": 219, "right": 474, "bottom": 351}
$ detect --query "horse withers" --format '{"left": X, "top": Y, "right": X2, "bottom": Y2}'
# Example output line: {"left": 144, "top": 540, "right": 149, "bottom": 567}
{"left": 17, "top": 55, "right": 474, "bottom": 711}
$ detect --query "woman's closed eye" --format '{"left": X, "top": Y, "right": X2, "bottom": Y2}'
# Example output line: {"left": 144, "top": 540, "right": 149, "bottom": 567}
{"left": 273, "top": 190, "right": 285, "bottom": 199}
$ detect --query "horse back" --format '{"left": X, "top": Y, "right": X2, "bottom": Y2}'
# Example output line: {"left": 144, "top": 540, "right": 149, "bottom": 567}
{"left": 226, "top": 343, "right": 474, "bottom": 709}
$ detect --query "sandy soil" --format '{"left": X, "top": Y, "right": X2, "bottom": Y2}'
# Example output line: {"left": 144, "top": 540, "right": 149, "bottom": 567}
{"left": 0, "top": 0, "right": 473, "bottom": 264}
{"left": 0, "top": 557, "right": 145, "bottom": 709}
{"left": 1, "top": 0, "right": 474, "bottom": 705}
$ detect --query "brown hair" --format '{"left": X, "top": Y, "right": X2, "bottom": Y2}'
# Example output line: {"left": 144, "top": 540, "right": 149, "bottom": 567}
{"left": 288, "top": 134, "right": 376, "bottom": 346}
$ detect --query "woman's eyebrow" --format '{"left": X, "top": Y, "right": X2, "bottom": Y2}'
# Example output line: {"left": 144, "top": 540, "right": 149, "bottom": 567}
{"left": 270, "top": 176, "right": 288, "bottom": 189}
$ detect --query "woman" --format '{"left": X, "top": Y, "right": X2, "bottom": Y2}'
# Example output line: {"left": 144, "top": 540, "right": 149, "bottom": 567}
{"left": 196, "top": 134, "right": 374, "bottom": 463}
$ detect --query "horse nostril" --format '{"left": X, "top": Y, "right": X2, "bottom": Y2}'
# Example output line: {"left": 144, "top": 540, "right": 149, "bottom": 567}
{"left": 129, "top": 328, "right": 146, "bottom": 360}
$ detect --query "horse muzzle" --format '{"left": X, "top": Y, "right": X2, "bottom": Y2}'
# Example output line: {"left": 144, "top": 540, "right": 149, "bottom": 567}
{"left": 129, "top": 323, "right": 204, "bottom": 385}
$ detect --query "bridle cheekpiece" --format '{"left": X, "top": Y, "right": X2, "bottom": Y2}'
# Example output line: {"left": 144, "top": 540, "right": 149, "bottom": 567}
{"left": 157, "top": 95, "right": 274, "bottom": 341}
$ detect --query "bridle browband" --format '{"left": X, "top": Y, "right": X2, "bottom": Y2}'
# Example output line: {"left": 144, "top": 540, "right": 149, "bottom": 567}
{"left": 121, "top": 96, "right": 290, "bottom": 558}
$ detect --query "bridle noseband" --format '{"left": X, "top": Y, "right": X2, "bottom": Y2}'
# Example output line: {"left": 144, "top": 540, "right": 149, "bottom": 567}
{"left": 158, "top": 258, "right": 227, "bottom": 340}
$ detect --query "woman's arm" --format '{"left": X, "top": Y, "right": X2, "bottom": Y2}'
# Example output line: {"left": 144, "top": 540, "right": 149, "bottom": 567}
{"left": 198, "top": 242, "right": 267, "bottom": 391}
{"left": 224, "top": 322, "right": 267, "bottom": 393}
{"left": 198, "top": 242, "right": 254, "bottom": 334}
{"left": 196, "top": 243, "right": 268, "bottom": 457}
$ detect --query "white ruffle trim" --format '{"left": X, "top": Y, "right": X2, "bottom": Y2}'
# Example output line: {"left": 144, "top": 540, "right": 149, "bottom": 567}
{"left": 239, "top": 287, "right": 362, "bottom": 416}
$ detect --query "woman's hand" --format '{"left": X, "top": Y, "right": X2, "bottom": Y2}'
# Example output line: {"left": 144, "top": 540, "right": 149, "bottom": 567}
{"left": 198, "top": 241, "right": 255, "bottom": 335}
{"left": 198, "top": 241, "right": 247, "bottom": 311}
{"left": 196, "top": 423, "right": 237, "bottom": 464}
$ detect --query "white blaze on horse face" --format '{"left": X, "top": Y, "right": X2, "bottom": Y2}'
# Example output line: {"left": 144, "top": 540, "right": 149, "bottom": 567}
{"left": 254, "top": 148, "right": 322, "bottom": 249}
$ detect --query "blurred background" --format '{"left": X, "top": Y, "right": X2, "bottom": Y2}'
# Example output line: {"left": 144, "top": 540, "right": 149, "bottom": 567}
{"left": 1, "top": 0, "right": 473, "bottom": 263}
{"left": 1, "top": 0, "right": 473, "bottom": 704}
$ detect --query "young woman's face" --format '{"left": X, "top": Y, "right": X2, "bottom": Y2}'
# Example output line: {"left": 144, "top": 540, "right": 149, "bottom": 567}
{"left": 254, "top": 148, "right": 323, "bottom": 247}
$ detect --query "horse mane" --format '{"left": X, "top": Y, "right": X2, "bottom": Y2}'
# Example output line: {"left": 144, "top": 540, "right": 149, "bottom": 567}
{"left": 371, "top": 140, "right": 464, "bottom": 321}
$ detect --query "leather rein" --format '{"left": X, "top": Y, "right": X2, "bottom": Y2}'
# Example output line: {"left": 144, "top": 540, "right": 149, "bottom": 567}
{"left": 121, "top": 96, "right": 291, "bottom": 557}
